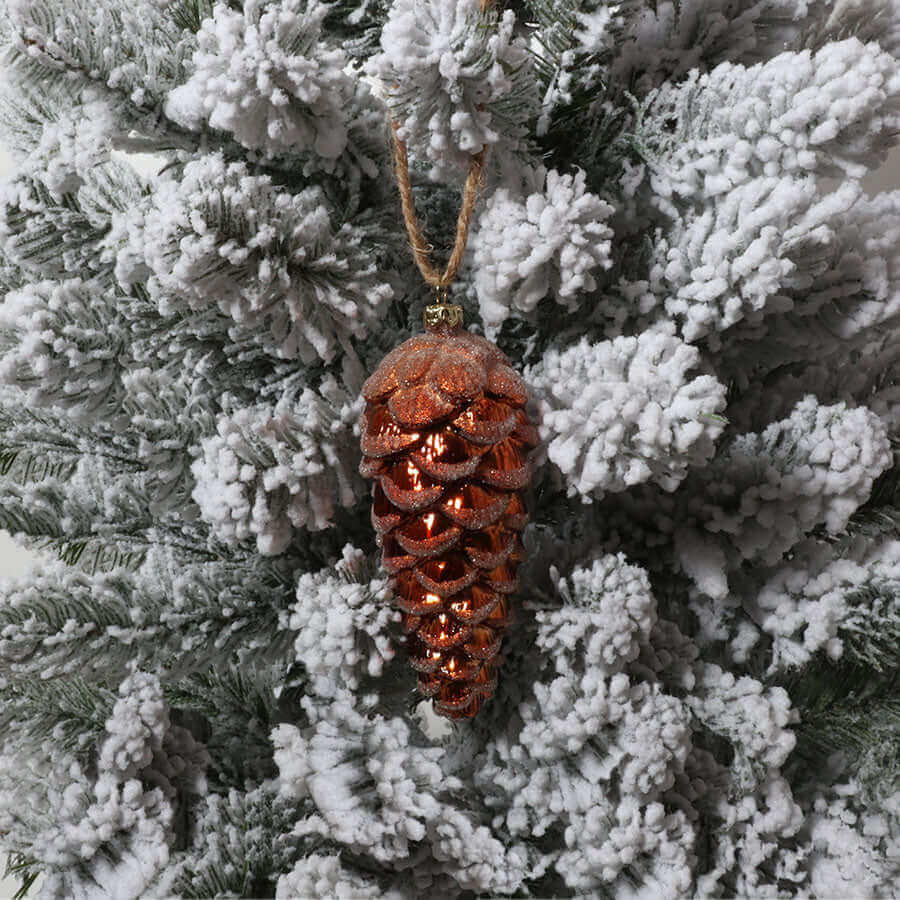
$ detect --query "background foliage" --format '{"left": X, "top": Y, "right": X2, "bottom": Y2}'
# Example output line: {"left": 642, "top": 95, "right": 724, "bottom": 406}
{"left": 0, "top": 0, "right": 898, "bottom": 896}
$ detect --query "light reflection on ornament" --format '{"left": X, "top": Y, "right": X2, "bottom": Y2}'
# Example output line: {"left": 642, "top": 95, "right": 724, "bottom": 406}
{"left": 406, "top": 459, "right": 423, "bottom": 492}
{"left": 451, "top": 598, "right": 471, "bottom": 616}
{"left": 423, "top": 432, "right": 447, "bottom": 460}
{"left": 380, "top": 417, "right": 418, "bottom": 440}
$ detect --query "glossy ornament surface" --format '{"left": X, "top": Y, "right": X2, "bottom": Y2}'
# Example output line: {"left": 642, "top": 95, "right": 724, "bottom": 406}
{"left": 359, "top": 320, "right": 536, "bottom": 718}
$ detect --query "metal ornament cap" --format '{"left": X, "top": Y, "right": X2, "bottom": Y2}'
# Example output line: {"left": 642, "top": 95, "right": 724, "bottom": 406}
{"left": 424, "top": 303, "right": 464, "bottom": 331}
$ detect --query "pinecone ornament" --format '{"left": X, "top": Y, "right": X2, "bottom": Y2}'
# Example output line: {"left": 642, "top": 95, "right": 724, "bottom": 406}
{"left": 359, "top": 313, "right": 537, "bottom": 718}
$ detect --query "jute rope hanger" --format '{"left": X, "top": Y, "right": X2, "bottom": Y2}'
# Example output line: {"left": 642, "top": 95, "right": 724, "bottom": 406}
{"left": 391, "top": 122, "right": 489, "bottom": 295}
{"left": 388, "top": 0, "right": 496, "bottom": 298}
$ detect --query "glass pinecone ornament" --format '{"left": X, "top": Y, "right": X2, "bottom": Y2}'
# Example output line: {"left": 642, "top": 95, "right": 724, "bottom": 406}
{"left": 359, "top": 307, "right": 537, "bottom": 718}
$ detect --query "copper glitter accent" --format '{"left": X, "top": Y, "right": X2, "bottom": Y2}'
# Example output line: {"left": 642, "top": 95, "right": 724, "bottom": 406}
{"left": 359, "top": 325, "right": 536, "bottom": 719}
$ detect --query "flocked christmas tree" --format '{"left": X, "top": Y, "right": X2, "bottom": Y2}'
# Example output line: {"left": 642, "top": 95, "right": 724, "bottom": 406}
{"left": 0, "top": 0, "right": 898, "bottom": 896}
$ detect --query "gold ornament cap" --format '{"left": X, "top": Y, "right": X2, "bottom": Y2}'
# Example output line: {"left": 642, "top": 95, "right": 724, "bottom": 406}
{"left": 424, "top": 303, "right": 464, "bottom": 331}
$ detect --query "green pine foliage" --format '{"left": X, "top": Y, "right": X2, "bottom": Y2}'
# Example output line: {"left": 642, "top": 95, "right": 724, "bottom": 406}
{"left": 0, "top": 0, "right": 898, "bottom": 896}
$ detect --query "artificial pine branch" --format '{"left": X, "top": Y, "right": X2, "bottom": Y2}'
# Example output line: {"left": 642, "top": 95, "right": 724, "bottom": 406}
{"left": 0, "top": 0, "right": 898, "bottom": 896}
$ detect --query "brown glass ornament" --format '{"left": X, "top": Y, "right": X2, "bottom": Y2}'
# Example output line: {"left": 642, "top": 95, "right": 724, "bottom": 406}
{"left": 359, "top": 307, "right": 537, "bottom": 719}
